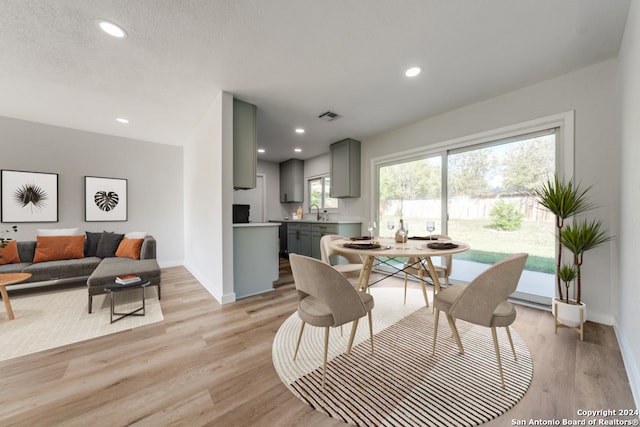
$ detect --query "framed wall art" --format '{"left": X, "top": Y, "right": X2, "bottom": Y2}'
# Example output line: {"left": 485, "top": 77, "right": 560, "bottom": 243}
{"left": 1, "top": 169, "right": 59, "bottom": 223}
{"left": 85, "top": 176, "right": 128, "bottom": 222}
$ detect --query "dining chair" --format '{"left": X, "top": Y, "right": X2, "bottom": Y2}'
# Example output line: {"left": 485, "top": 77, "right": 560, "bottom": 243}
{"left": 320, "top": 234, "right": 363, "bottom": 279}
{"left": 432, "top": 252, "right": 528, "bottom": 388}
{"left": 289, "top": 253, "right": 375, "bottom": 387}
{"left": 403, "top": 235, "right": 453, "bottom": 306}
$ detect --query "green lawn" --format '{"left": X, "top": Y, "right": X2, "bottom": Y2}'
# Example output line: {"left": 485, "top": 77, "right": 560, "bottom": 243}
{"left": 381, "top": 218, "right": 556, "bottom": 273}
{"left": 454, "top": 249, "right": 554, "bottom": 273}
{"left": 450, "top": 219, "right": 555, "bottom": 273}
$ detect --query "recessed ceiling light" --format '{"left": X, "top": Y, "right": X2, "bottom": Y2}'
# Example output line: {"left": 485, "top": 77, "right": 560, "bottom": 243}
{"left": 405, "top": 67, "right": 421, "bottom": 77}
{"left": 295, "top": 128, "right": 305, "bottom": 134}
{"left": 257, "top": 148, "right": 265, "bottom": 153}
{"left": 99, "top": 20, "right": 127, "bottom": 38}
{"left": 116, "top": 117, "right": 129, "bottom": 124}
{"left": 294, "top": 148, "right": 302, "bottom": 153}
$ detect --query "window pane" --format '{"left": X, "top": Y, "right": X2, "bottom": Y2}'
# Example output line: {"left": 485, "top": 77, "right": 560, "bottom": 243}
{"left": 378, "top": 156, "right": 442, "bottom": 238}
{"left": 309, "top": 178, "right": 322, "bottom": 207}
{"left": 324, "top": 177, "right": 339, "bottom": 209}
{"left": 447, "top": 132, "right": 556, "bottom": 302}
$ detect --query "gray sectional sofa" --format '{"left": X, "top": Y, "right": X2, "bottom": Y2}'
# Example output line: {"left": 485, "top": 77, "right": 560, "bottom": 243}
{"left": 0, "top": 235, "right": 161, "bottom": 313}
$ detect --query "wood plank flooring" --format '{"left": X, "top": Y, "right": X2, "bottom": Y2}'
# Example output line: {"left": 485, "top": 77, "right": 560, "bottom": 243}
{"left": 0, "top": 265, "right": 635, "bottom": 426}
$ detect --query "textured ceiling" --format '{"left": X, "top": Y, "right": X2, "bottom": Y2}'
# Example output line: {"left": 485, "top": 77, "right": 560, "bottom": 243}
{"left": 0, "top": 0, "right": 630, "bottom": 162}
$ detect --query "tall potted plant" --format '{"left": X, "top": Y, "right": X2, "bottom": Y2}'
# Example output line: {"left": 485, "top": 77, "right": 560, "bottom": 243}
{"left": 535, "top": 176, "right": 611, "bottom": 339}
{"left": 560, "top": 219, "right": 613, "bottom": 305}
{"left": 534, "top": 176, "right": 594, "bottom": 300}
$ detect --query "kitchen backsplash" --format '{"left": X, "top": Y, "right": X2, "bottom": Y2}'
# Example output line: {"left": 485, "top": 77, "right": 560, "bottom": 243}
{"left": 278, "top": 197, "right": 361, "bottom": 221}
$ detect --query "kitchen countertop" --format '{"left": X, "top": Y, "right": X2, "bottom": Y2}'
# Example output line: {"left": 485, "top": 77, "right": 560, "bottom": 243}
{"left": 270, "top": 219, "right": 362, "bottom": 224}
{"left": 233, "top": 222, "right": 281, "bottom": 227}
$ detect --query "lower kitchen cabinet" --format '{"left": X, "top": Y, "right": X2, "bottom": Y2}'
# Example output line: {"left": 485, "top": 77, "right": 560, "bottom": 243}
{"left": 233, "top": 223, "right": 280, "bottom": 299}
{"left": 287, "top": 223, "right": 312, "bottom": 257}
{"left": 286, "top": 222, "right": 361, "bottom": 260}
{"left": 311, "top": 223, "right": 339, "bottom": 259}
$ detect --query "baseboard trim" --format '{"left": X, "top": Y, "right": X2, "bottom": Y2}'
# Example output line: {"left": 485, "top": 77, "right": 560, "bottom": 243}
{"left": 183, "top": 262, "right": 236, "bottom": 305}
{"left": 614, "top": 322, "right": 640, "bottom": 412}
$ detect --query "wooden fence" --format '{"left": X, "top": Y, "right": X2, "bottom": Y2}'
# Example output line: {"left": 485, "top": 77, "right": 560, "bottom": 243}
{"left": 382, "top": 195, "right": 554, "bottom": 222}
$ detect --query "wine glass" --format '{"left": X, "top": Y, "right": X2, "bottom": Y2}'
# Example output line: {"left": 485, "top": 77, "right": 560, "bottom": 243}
{"left": 398, "top": 222, "right": 409, "bottom": 248}
{"left": 387, "top": 219, "right": 395, "bottom": 237}
{"left": 426, "top": 221, "right": 436, "bottom": 240}
{"left": 367, "top": 221, "right": 377, "bottom": 240}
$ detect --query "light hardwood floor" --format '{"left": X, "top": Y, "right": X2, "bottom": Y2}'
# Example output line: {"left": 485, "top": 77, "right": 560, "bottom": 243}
{"left": 0, "top": 265, "right": 635, "bottom": 426}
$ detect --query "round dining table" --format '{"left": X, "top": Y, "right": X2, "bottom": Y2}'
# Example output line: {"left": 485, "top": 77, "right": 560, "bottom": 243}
{"left": 329, "top": 237, "right": 469, "bottom": 304}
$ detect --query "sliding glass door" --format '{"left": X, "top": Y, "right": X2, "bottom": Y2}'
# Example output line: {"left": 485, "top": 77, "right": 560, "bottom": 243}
{"left": 447, "top": 130, "right": 556, "bottom": 305}
{"left": 376, "top": 128, "right": 557, "bottom": 306}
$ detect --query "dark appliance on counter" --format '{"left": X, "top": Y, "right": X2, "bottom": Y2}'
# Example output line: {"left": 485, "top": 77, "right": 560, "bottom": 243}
{"left": 232, "top": 204, "right": 250, "bottom": 223}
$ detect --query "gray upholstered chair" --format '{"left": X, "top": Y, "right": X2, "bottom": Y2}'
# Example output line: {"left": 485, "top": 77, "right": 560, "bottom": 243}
{"left": 320, "top": 234, "right": 363, "bottom": 279}
{"left": 432, "top": 252, "right": 528, "bottom": 388}
{"left": 289, "top": 253, "right": 374, "bottom": 387}
{"left": 403, "top": 235, "right": 453, "bottom": 306}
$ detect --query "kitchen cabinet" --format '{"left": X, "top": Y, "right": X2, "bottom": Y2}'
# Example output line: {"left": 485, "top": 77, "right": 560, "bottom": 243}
{"left": 330, "top": 138, "right": 360, "bottom": 198}
{"left": 311, "top": 223, "right": 338, "bottom": 259}
{"left": 280, "top": 158, "right": 304, "bottom": 203}
{"left": 311, "top": 223, "right": 335, "bottom": 259}
{"left": 311, "top": 223, "right": 361, "bottom": 261}
{"left": 284, "top": 221, "right": 361, "bottom": 260}
{"left": 287, "top": 222, "right": 311, "bottom": 257}
{"left": 233, "top": 223, "right": 279, "bottom": 298}
{"left": 233, "top": 98, "right": 257, "bottom": 189}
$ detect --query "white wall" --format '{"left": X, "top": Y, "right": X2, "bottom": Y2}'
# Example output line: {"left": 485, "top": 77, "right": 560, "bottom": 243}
{"left": 184, "top": 91, "right": 235, "bottom": 304}
{"left": 360, "top": 59, "right": 621, "bottom": 324}
{"left": 618, "top": 0, "right": 640, "bottom": 409}
{"left": 0, "top": 116, "right": 184, "bottom": 266}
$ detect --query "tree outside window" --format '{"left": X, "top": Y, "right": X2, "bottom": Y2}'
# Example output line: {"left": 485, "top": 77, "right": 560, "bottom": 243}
{"left": 309, "top": 176, "right": 338, "bottom": 209}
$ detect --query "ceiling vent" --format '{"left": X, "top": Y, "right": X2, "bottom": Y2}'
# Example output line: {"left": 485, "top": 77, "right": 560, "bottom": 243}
{"left": 318, "top": 111, "right": 340, "bottom": 122}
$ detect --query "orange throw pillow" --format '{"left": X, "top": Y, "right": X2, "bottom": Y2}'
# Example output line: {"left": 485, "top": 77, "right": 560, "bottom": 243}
{"left": 115, "top": 238, "right": 144, "bottom": 260}
{"left": 33, "top": 235, "right": 85, "bottom": 263}
{"left": 0, "top": 240, "right": 21, "bottom": 265}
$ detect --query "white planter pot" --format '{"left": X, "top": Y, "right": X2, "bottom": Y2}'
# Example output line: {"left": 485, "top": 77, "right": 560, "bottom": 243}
{"left": 553, "top": 298, "right": 586, "bottom": 328}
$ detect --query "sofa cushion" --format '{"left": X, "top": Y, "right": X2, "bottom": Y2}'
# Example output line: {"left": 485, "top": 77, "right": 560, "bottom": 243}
{"left": 37, "top": 227, "right": 83, "bottom": 236}
{"left": 85, "top": 231, "right": 102, "bottom": 257}
{"left": 115, "top": 238, "right": 144, "bottom": 260}
{"left": 17, "top": 241, "right": 36, "bottom": 263}
{"left": 33, "top": 235, "right": 85, "bottom": 263}
{"left": 125, "top": 231, "right": 148, "bottom": 239}
{"left": 0, "top": 262, "right": 32, "bottom": 275}
{"left": 95, "top": 232, "right": 124, "bottom": 258}
{"left": 0, "top": 240, "right": 21, "bottom": 265}
{"left": 23, "top": 257, "right": 102, "bottom": 282}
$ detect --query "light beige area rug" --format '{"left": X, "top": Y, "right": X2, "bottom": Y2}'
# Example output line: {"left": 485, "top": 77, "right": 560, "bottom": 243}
{"left": 0, "top": 285, "right": 163, "bottom": 362}
{"left": 273, "top": 287, "right": 533, "bottom": 427}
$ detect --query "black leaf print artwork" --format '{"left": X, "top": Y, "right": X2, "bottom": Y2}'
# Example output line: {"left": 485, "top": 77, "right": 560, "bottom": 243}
{"left": 13, "top": 184, "right": 48, "bottom": 211}
{"left": 94, "top": 191, "right": 119, "bottom": 212}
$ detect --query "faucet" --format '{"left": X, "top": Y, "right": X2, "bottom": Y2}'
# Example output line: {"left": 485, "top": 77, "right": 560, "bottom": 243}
{"left": 309, "top": 203, "right": 321, "bottom": 221}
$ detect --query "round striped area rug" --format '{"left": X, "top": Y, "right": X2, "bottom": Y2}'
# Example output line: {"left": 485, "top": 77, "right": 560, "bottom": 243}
{"left": 272, "top": 287, "right": 533, "bottom": 427}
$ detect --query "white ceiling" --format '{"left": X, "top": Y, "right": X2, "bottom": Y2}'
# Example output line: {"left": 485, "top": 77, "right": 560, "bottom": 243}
{"left": 0, "top": 0, "right": 630, "bottom": 162}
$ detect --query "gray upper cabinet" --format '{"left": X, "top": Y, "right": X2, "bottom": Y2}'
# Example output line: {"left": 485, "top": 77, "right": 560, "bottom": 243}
{"left": 280, "top": 159, "right": 304, "bottom": 203}
{"left": 330, "top": 138, "right": 360, "bottom": 198}
{"left": 233, "top": 98, "right": 257, "bottom": 190}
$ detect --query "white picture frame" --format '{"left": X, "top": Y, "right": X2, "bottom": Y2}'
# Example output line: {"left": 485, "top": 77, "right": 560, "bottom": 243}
{"left": 85, "top": 176, "right": 128, "bottom": 222}
{"left": 1, "top": 169, "right": 59, "bottom": 223}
